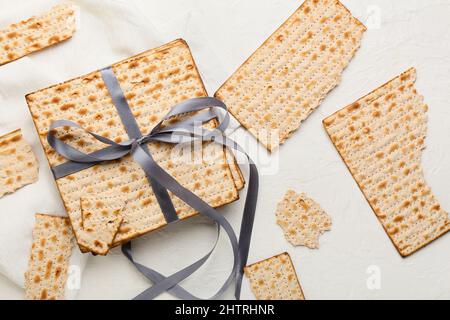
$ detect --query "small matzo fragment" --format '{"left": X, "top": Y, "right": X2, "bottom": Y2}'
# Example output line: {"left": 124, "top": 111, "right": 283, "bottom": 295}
{"left": 0, "top": 129, "right": 39, "bottom": 198}
{"left": 215, "top": 0, "right": 366, "bottom": 152}
{"left": 25, "top": 214, "right": 74, "bottom": 300}
{"left": 77, "top": 196, "right": 124, "bottom": 255}
{"left": 323, "top": 68, "right": 450, "bottom": 257}
{"left": 276, "top": 190, "right": 332, "bottom": 249}
{"left": 0, "top": 3, "right": 76, "bottom": 66}
{"left": 244, "top": 252, "right": 305, "bottom": 300}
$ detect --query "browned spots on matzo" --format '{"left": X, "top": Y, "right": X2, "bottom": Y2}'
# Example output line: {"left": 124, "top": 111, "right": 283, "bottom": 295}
{"left": 59, "top": 103, "right": 75, "bottom": 111}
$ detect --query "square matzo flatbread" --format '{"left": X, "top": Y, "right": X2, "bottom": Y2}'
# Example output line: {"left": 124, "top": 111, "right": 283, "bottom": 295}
{"left": 0, "top": 3, "right": 76, "bottom": 66}
{"left": 244, "top": 252, "right": 305, "bottom": 300}
{"left": 215, "top": 0, "right": 366, "bottom": 152}
{"left": 26, "top": 39, "right": 242, "bottom": 250}
{"left": 0, "top": 129, "right": 39, "bottom": 198}
{"left": 323, "top": 68, "right": 450, "bottom": 257}
{"left": 25, "top": 214, "right": 75, "bottom": 300}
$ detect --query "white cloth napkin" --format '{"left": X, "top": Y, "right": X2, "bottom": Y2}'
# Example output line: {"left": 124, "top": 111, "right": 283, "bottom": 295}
{"left": 0, "top": 0, "right": 239, "bottom": 299}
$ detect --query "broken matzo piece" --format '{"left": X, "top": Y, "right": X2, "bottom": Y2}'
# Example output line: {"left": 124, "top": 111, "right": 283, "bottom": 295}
{"left": 25, "top": 214, "right": 75, "bottom": 300}
{"left": 215, "top": 0, "right": 366, "bottom": 152}
{"left": 0, "top": 129, "right": 39, "bottom": 198}
{"left": 0, "top": 3, "right": 76, "bottom": 66}
{"left": 77, "top": 196, "right": 124, "bottom": 255}
{"left": 26, "top": 39, "right": 241, "bottom": 250}
{"left": 244, "top": 252, "right": 305, "bottom": 300}
{"left": 276, "top": 190, "right": 332, "bottom": 249}
{"left": 323, "top": 68, "right": 450, "bottom": 257}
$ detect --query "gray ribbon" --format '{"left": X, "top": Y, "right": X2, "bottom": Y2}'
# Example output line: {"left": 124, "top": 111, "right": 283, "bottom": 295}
{"left": 47, "top": 66, "right": 258, "bottom": 300}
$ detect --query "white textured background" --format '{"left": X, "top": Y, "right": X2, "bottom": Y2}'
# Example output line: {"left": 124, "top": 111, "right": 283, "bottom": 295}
{"left": 1, "top": 0, "right": 450, "bottom": 300}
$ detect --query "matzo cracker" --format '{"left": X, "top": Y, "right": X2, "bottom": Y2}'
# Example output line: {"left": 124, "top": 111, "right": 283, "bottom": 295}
{"left": 0, "top": 129, "right": 39, "bottom": 198}
{"left": 323, "top": 68, "right": 450, "bottom": 257}
{"left": 215, "top": 0, "right": 366, "bottom": 151}
{"left": 77, "top": 196, "right": 124, "bottom": 255}
{"left": 244, "top": 252, "right": 305, "bottom": 300}
{"left": 25, "top": 214, "right": 74, "bottom": 300}
{"left": 276, "top": 190, "right": 332, "bottom": 249}
{"left": 0, "top": 3, "right": 76, "bottom": 66}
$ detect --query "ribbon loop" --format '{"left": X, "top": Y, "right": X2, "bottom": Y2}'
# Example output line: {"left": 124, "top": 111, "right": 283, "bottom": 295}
{"left": 47, "top": 120, "right": 134, "bottom": 164}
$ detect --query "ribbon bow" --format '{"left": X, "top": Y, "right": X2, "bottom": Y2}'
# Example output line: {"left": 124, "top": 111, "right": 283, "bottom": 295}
{"left": 47, "top": 67, "right": 258, "bottom": 300}
{"left": 48, "top": 99, "right": 225, "bottom": 165}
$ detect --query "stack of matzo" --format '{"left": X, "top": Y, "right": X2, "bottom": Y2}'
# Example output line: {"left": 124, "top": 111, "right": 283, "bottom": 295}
{"left": 323, "top": 68, "right": 450, "bottom": 257}
{"left": 25, "top": 214, "right": 75, "bottom": 300}
{"left": 0, "top": 129, "right": 39, "bottom": 198}
{"left": 244, "top": 252, "right": 305, "bottom": 300}
{"left": 215, "top": 0, "right": 366, "bottom": 151}
{"left": 26, "top": 39, "right": 244, "bottom": 252}
{"left": 0, "top": 3, "right": 76, "bottom": 66}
